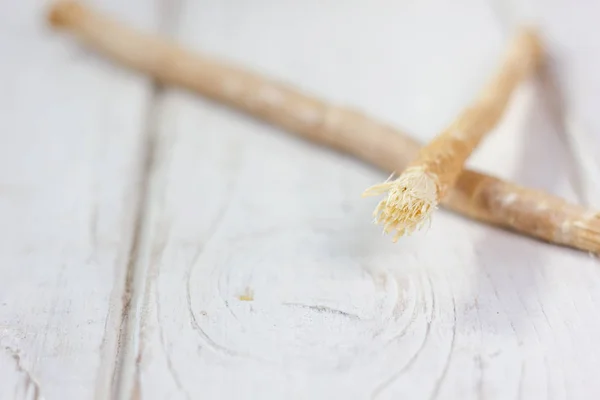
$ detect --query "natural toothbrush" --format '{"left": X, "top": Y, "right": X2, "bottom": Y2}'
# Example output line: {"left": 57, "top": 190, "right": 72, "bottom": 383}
{"left": 363, "top": 29, "right": 543, "bottom": 240}
{"left": 47, "top": 1, "right": 599, "bottom": 253}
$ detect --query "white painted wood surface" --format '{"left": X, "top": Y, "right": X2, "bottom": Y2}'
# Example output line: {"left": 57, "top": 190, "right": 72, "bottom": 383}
{"left": 1, "top": 1, "right": 599, "bottom": 399}
{"left": 0, "top": 1, "right": 158, "bottom": 398}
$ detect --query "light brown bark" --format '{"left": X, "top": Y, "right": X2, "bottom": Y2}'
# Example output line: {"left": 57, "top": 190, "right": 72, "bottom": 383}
{"left": 47, "top": 1, "right": 600, "bottom": 253}
{"left": 416, "top": 30, "right": 543, "bottom": 198}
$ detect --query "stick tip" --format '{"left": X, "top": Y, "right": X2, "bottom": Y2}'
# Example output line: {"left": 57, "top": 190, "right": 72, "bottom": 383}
{"left": 364, "top": 167, "right": 439, "bottom": 241}
{"left": 47, "top": 1, "right": 83, "bottom": 28}
{"left": 513, "top": 25, "right": 546, "bottom": 67}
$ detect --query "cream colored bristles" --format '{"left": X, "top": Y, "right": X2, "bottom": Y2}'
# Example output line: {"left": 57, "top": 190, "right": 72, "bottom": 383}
{"left": 363, "top": 168, "right": 438, "bottom": 240}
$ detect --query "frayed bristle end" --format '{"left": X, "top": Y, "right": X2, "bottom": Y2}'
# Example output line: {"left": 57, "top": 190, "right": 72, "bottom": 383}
{"left": 363, "top": 167, "right": 439, "bottom": 241}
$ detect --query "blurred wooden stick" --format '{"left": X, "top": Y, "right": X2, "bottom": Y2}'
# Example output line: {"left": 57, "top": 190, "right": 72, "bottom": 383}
{"left": 47, "top": 1, "right": 600, "bottom": 253}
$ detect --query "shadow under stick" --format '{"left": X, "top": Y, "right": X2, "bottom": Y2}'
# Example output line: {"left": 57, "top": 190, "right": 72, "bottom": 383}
{"left": 47, "top": 1, "right": 600, "bottom": 254}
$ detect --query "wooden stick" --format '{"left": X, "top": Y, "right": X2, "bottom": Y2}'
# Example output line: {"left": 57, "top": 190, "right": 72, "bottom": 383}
{"left": 47, "top": 1, "right": 600, "bottom": 254}
{"left": 363, "top": 29, "right": 544, "bottom": 239}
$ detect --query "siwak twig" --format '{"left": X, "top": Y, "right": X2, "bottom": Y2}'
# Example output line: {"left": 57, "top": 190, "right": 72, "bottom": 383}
{"left": 363, "top": 28, "right": 544, "bottom": 240}
{"left": 47, "top": 1, "right": 600, "bottom": 254}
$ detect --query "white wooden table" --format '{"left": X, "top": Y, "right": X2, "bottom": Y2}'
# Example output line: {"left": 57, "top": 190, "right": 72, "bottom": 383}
{"left": 1, "top": 1, "right": 599, "bottom": 399}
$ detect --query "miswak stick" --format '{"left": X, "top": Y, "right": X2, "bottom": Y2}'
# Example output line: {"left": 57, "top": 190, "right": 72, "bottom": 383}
{"left": 47, "top": 1, "right": 600, "bottom": 254}
{"left": 363, "top": 29, "right": 544, "bottom": 239}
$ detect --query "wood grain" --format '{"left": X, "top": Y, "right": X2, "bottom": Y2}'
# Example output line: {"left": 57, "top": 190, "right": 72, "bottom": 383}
{"left": 118, "top": 1, "right": 600, "bottom": 399}
{"left": 2, "top": 0, "right": 600, "bottom": 399}
{"left": 0, "top": 0, "right": 156, "bottom": 398}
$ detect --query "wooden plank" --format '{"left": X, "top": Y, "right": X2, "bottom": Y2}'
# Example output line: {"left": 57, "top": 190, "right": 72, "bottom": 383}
{"left": 117, "top": 0, "right": 600, "bottom": 399}
{"left": 0, "top": 1, "right": 158, "bottom": 398}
